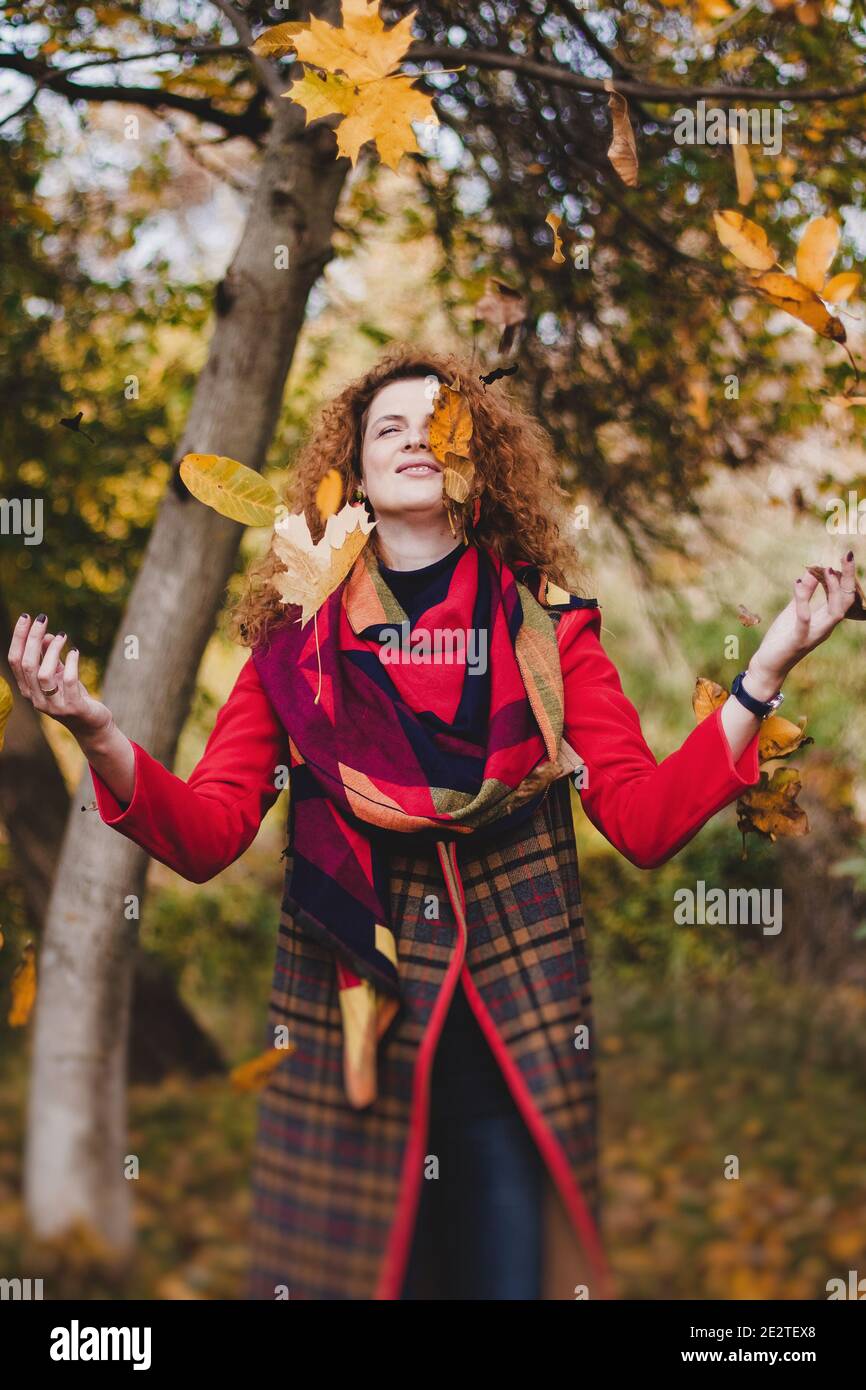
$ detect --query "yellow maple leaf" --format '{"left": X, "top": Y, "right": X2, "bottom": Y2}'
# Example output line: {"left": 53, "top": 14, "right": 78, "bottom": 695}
{"left": 292, "top": 0, "right": 417, "bottom": 82}
{"left": 271, "top": 501, "right": 376, "bottom": 626}
{"left": 279, "top": 0, "right": 440, "bottom": 171}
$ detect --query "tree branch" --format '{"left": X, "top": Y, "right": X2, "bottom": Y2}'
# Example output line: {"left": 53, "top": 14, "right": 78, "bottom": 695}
{"left": 209, "top": 0, "right": 287, "bottom": 104}
{"left": 0, "top": 52, "right": 270, "bottom": 140}
{"left": 407, "top": 42, "right": 866, "bottom": 106}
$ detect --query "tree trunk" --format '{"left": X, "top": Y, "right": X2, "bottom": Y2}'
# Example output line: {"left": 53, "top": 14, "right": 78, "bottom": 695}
{"left": 24, "top": 87, "right": 351, "bottom": 1265}
{"left": 0, "top": 595, "right": 230, "bottom": 1083}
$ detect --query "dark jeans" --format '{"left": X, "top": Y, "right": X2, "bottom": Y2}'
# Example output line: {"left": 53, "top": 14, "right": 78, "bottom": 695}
{"left": 400, "top": 1102, "right": 545, "bottom": 1300}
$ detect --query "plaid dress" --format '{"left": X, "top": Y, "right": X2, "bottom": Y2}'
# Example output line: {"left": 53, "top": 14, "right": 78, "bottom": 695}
{"left": 245, "top": 750, "right": 614, "bottom": 1300}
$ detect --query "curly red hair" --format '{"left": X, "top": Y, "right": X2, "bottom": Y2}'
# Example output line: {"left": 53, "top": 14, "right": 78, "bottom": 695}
{"left": 227, "top": 343, "right": 593, "bottom": 649}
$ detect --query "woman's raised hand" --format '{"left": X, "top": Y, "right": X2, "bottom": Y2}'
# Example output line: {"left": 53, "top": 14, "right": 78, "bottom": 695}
{"left": 7, "top": 613, "right": 114, "bottom": 744}
{"left": 748, "top": 550, "right": 859, "bottom": 691}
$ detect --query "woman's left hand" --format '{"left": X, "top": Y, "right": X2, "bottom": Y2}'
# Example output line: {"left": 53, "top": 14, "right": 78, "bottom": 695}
{"left": 747, "top": 549, "right": 858, "bottom": 693}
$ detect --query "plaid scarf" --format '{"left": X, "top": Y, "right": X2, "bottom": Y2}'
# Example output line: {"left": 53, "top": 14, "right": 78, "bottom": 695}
{"left": 253, "top": 537, "right": 595, "bottom": 1107}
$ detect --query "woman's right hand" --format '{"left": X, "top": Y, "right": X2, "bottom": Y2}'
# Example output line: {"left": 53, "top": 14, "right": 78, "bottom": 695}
{"left": 7, "top": 613, "right": 114, "bottom": 747}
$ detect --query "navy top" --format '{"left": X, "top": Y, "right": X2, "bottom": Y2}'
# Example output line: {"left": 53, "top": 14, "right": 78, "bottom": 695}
{"left": 378, "top": 542, "right": 520, "bottom": 1122}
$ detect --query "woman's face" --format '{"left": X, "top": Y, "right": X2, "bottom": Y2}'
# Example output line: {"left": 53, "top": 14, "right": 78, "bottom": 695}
{"left": 359, "top": 376, "right": 444, "bottom": 519}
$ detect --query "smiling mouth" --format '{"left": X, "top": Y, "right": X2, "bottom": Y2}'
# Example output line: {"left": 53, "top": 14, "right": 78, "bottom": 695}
{"left": 396, "top": 462, "right": 440, "bottom": 475}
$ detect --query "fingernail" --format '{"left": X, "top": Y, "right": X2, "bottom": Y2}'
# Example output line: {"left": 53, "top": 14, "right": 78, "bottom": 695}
{"left": 57, "top": 631, "right": 66, "bottom": 638}
{"left": 847, "top": 550, "right": 854, "bottom": 561}
{"left": 36, "top": 613, "right": 46, "bottom": 623}
{"left": 20, "top": 613, "right": 29, "bottom": 620}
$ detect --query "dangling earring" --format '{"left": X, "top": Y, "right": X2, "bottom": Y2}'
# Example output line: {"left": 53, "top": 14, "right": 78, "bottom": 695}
{"left": 354, "top": 483, "right": 366, "bottom": 501}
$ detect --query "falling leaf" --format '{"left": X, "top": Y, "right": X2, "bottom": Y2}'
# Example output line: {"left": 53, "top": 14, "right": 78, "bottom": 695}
{"left": 473, "top": 277, "right": 527, "bottom": 356}
{"left": 179, "top": 454, "right": 281, "bottom": 527}
{"left": 315, "top": 468, "right": 344, "bottom": 522}
{"left": 230, "top": 1044, "right": 295, "bottom": 1093}
{"left": 730, "top": 122, "right": 755, "bottom": 206}
{"left": 692, "top": 676, "right": 728, "bottom": 722}
{"left": 270, "top": 500, "right": 376, "bottom": 626}
{"left": 737, "top": 767, "right": 809, "bottom": 843}
{"left": 604, "top": 79, "right": 639, "bottom": 187}
{"left": 428, "top": 376, "right": 474, "bottom": 463}
{"left": 278, "top": 0, "right": 441, "bottom": 172}
{"left": 442, "top": 452, "right": 474, "bottom": 504}
{"left": 796, "top": 215, "right": 840, "bottom": 292}
{"left": 0, "top": 677, "right": 12, "bottom": 752}
{"left": 9, "top": 941, "right": 36, "bottom": 1027}
{"left": 712, "top": 211, "right": 778, "bottom": 271}
{"left": 545, "top": 211, "right": 565, "bottom": 264}
{"left": 822, "top": 271, "right": 861, "bottom": 304}
{"left": 249, "top": 21, "right": 304, "bottom": 57}
{"left": 750, "top": 272, "right": 847, "bottom": 342}
{"left": 806, "top": 564, "right": 866, "bottom": 619}
{"left": 737, "top": 604, "right": 761, "bottom": 627}
{"left": 759, "top": 713, "right": 812, "bottom": 762}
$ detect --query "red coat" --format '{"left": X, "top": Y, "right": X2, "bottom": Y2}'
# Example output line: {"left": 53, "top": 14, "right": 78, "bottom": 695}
{"left": 89, "top": 606, "right": 761, "bottom": 1298}
{"left": 89, "top": 607, "right": 761, "bottom": 881}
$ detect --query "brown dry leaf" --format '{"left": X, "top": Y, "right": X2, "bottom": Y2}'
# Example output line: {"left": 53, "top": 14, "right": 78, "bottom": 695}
{"left": 271, "top": 501, "right": 376, "bottom": 626}
{"left": 0, "top": 676, "right": 12, "bottom": 753}
{"left": 428, "top": 376, "right": 473, "bottom": 463}
{"left": 759, "top": 713, "right": 811, "bottom": 762}
{"left": 737, "top": 604, "right": 762, "bottom": 627}
{"left": 737, "top": 767, "right": 809, "bottom": 843}
{"left": 730, "top": 123, "right": 755, "bottom": 206}
{"left": 8, "top": 941, "right": 36, "bottom": 1027}
{"left": 604, "top": 80, "right": 638, "bottom": 187}
{"left": 806, "top": 564, "right": 866, "bottom": 619}
{"left": 230, "top": 1044, "right": 295, "bottom": 1093}
{"left": 315, "top": 467, "right": 344, "bottom": 522}
{"left": 822, "top": 271, "right": 861, "bottom": 304}
{"left": 280, "top": 0, "right": 440, "bottom": 172}
{"left": 545, "top": 211, "right": 565, "bottom": 264}
{"left": 713, "top": 210, "right": 777, "bottom": 270}
{"left": 473, "top": 277, "right": 527, "bottom": 356}
{"left": 692, "top": 676, "right": 728, "bottom": 722}
{"left": 750, "top": 271, "right": 847, "bottom": 343}
{"left": 442, "top": 452, "right": 475, "bottom": 504}
{"left": 796, "top": 215, "right": 840, "bottom": 292}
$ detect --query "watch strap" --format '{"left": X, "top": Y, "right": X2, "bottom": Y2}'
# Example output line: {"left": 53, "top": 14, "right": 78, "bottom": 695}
{"left": 731, "top": 669, "right": 784, "bottom": 719}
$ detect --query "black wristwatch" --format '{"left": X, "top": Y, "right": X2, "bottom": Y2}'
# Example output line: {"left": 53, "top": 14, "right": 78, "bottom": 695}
{"left": 731, "top": 669, "right": 785, "bottom": 719}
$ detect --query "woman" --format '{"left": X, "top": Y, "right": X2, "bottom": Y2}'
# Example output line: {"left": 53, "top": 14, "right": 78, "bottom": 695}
{"left": 8, "top": 345, "right": 857, "bottom": 1301}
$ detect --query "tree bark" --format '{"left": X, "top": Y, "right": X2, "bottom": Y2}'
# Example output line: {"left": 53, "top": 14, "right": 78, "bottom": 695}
{"left": 0, "top": 594, "right": 228, "bottom": 1083}
{"left": 24, "top": 78, "right": 351, "bottom": 1261}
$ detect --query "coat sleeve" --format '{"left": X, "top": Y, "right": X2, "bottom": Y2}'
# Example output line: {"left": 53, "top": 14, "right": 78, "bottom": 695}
{"left": 556, "top": 606, "right": 762, "bottom": 870}
{"left": 88, "top": 654, "right": 290, "bottom": 883}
